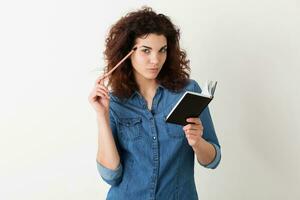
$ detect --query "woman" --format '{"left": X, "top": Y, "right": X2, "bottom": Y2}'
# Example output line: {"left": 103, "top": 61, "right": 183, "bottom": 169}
{"left": 88, "top": 7, "right": 221, "bottom": 200}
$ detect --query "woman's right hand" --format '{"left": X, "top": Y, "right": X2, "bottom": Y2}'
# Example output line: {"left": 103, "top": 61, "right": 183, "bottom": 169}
{"left": 88, "top": 75, "right": 110, "bottom": 115}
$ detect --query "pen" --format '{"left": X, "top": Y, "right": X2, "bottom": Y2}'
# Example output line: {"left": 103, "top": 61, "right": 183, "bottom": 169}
{"left": 97, "top": 46, "right": 138, "bottom": 84}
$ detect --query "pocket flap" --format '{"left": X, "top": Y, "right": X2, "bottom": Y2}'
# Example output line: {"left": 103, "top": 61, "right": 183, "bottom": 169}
{"left": 119, "top": 117, "right": 142, "bottom": 127}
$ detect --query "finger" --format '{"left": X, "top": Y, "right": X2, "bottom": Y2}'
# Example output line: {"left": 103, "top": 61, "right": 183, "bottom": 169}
{"left": 185, "top": 133, "right": 197, "bottom": 140}
{"left": 97, "top": 84, "right": 109, "bottom": 93}
{"left": 99, "top": 77, "right": 105, "bottom": 86}
{"left": 183, "top": 123, "right": 197, "bottom": 130}
{"left": 184, "top": 129, "right": 201, "bottom": 136}
{"left": 89, "top": 88, "right": 101, "bottom": 99}
{"left": 97, "top": 85, "right": 109, "bottom": 93}
{"left": 186, "top": 117, "right": 202, "bottom": 125}
{"left": 94, "top": 75, "right": 105, "bottom": 85}
{"left": 185, "top": 133, "right": 200, "bottom": 142}
{"left": 96, "top": 86, "right": 108, "bottom": 94}
{"left": 88, "top": 92, "right": 97, "bottom": 102}
{"left": 96, "top": 89, "right": 109, "bottom": 98}
{"left": 96, "top": 91, "right": 109, "bottom": 99}
{"left": 95, "top": 73, "right": 109, "bottom": 86}
{"left": 186, "top": 117, "right": 201, "bottom": 124}
{"left": 97, "top": 88, "right": 110, "bottom": 99}
{"left": 185, "top": 134, "right": 191, "bottom": 139}
{"left": 183, "top": 123, "right": 202, "bottom": 131}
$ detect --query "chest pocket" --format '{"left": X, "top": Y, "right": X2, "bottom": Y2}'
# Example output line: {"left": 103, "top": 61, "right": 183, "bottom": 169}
{"left": 164, "top": 114, "right": 185, "bottom": 139}
{"left": 119, "top": 117, "right": 142, "bottom": 141}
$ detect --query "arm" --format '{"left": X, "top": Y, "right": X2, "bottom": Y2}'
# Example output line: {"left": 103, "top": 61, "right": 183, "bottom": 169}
{"left": 192, "top": 137, "right": 221, "bottom": 169}
{"left": 183, "top": 116, "right": 221, "bottom": 169}
{"left": 96, "top": 112, "right": 120, "bottom": 170}
{"left": 96, "top": 111, "right": 123, "bottom": 186}
{"left": 183, "top": 79, "right": 221, "bottom": 169}
{"left": 88, "top": 77, "right": 122, "bottom": 186}
{"left": 192, "top": 137, "right": 216, "bottom": 165}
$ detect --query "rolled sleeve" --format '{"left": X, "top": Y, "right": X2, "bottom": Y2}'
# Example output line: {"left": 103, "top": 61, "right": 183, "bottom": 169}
{"left": 200, "top": 143, "right": 221, "bottom": 169}
{"left": 96, "top": 160, "right": 123, "bottom": 186}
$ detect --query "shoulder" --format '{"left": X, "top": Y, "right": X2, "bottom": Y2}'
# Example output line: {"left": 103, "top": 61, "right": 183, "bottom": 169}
{"left": 185, "top": 79, "right": 202, "bottom": 93}
{"left": 160, "top": 79, "right": 202, "bottom": 94}
{"left": 109, "top": 92, "right": 119, "bottom": 103}
{"left": 108, "top": 92, "right": 127, "bottom": 104}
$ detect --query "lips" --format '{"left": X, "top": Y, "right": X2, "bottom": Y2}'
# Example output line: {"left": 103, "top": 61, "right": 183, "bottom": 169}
{"left": 147, "top": 68, "right": 159, "bottom": 70}
{"left": 147, "top": 68, "right": 159, "bottom": 74}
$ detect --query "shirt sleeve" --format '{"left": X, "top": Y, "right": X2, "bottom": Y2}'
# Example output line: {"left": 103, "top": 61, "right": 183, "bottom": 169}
{"left": 96, "top": 106, "right": 123, "bottom": 186}
{"left": 96, "top": 159, "right": 123, "bottom": 186}
{"left": 193, "top": 80, "right": 222, "bottom": 169}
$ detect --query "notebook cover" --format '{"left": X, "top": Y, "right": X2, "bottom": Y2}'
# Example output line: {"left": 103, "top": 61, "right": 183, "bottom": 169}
{"left": 165, "top": 92, "right": 212, "bottom": 126}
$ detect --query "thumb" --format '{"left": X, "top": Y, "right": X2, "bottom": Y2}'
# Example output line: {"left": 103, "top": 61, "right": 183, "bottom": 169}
{"left": 99, "top": 77, "right": 104, "bottom": 85}
{"left": 100, "top": 75, "right": 109, "bottom": 86}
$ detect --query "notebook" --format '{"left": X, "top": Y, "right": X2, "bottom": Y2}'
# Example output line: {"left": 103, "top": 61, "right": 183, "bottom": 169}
{"left": 165, "top": 81, "right": 217, "bottom": 126}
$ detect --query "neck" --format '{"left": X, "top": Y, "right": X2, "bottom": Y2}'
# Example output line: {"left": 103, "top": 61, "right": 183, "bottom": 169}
{"left": 135, "top": 77, "right": 158, "bottom": 98}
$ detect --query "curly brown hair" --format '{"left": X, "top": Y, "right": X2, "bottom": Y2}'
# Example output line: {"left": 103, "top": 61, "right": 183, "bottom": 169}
{"left": 103, "top": 6, "right": 190, "bottom": 99}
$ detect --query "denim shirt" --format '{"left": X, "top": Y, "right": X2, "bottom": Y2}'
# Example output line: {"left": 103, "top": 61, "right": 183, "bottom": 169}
{"left": 96, "top": 79, "right": 221, "bottom": 200}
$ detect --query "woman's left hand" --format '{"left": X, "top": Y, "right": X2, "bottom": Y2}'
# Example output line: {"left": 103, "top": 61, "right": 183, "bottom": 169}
{"left": 183, "top": 118, "right": 203, "bottom": 148}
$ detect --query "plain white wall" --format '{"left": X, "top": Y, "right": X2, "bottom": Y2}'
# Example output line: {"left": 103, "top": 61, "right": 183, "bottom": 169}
{"left": 1, "top": 0, "right": 299, "bottom": 199}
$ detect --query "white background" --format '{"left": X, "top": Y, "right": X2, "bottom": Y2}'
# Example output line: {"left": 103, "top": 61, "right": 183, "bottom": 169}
{"left": 0, "top": 0, "right": 299, "bottom": 199}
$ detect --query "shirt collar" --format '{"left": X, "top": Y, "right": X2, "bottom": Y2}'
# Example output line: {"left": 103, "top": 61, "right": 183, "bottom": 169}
{"left": 127, "top": 83, "right": 165, "bottom": 101}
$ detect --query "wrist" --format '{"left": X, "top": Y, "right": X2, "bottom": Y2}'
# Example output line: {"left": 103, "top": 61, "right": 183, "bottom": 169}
{"left": 192, "top": 137, "right": 205, "bottom": 152}
{"left": 96, "top": 112, "right": 109, "bottom": 121}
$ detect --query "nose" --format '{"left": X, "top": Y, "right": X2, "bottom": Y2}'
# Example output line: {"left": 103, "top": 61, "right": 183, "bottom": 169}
{"left": 150, "top": 53, "right": 159, "bottom": 65}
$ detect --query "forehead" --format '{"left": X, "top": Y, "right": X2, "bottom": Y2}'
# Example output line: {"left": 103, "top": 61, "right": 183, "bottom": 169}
{"left": 135, "top": 34, "right": 167, "bottom": 46}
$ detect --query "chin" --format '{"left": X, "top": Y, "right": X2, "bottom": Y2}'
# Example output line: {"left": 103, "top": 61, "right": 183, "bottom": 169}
{"left": 145, "top": 76, "right": 158, "bottom": 80}
{"left": 136, "top": 70, "right": 161, "bottom": 80}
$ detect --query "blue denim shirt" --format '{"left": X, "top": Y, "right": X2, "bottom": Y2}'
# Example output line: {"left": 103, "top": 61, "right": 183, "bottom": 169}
{"left": 96, "top": 79, "right": 221, "bottom": 200}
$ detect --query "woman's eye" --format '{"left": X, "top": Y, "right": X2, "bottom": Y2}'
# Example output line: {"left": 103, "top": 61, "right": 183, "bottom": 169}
{"left": 141, "top": 48, "right": 167, "bottom": 54}
{"left": 161, "top": 48, "right": 167, "bottom": 53}
{"left": 142, "top": 49, "right": 150, "bottom": 54}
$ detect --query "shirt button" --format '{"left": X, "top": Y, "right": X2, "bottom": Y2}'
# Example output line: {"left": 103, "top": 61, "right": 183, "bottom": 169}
{"left": 153, "top": 136, "right": 156, "bottom": 140}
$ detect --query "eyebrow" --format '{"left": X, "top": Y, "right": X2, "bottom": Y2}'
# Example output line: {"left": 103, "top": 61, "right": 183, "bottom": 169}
{"left": 141, "top": 45, "right": 168, "bottom": 50}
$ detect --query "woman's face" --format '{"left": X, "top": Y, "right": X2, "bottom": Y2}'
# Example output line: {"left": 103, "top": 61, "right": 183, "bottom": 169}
{"left": 130, "top": 33, "right": 167, "bottom": 82}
